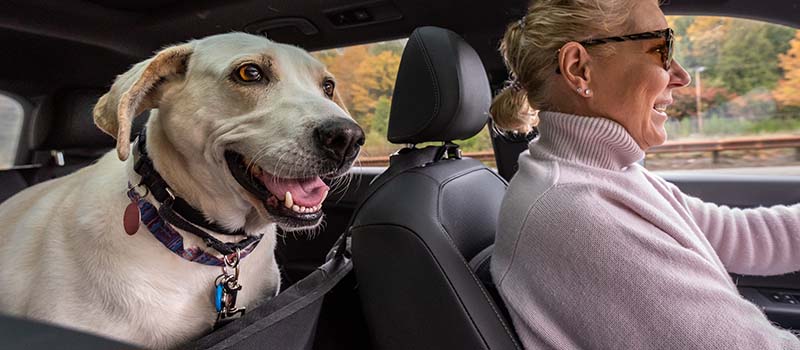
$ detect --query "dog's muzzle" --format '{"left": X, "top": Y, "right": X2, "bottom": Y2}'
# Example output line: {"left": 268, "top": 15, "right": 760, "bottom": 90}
{"left": 225, "top": 151, "right": 329, "bottom": 228}
{"left": 224, "top": 119, "right": 363, "bottom": 229}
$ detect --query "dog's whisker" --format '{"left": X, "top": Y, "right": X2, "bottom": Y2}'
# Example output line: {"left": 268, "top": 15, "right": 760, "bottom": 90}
{"left": 268, "top": 152, "right": 283, "bottom": 180}
{"left": 275, "top": 152, "right": 291, "bottom": 180}
{"left": 251, "top": 144, "right": 272, "bottom": 167}
{"left": 246, "top": 144, "right": 273, "bottom": 175}
{"left": 342, "top": 171, "right": 358, "bottom": 195}
{"left": 330, "top": 171, "right": 355, "bottom": 197}
{"left": 342, "top": 173, "right": 355, "bottom": 196}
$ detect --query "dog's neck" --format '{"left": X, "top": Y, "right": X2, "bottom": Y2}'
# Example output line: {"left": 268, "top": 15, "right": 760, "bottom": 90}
{"left": 130, "top": 116, "right": 272, "bottom": 244}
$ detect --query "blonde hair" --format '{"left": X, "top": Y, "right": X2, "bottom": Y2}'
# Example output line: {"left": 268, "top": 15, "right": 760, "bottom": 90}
{"left": 489, "top": 0, "right": 638, "bottom": 133}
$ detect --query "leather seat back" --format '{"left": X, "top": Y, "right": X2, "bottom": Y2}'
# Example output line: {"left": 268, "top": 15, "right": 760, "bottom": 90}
{"left": 350, "top": 26, "right": 520, "bottom": 350}
{"left": 28, "top": 89, "right": 147, "bottom": 183}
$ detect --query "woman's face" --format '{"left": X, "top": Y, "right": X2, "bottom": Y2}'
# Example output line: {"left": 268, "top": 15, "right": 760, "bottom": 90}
{"left": 587, "top": 1, "right": 691, "bottom": 150}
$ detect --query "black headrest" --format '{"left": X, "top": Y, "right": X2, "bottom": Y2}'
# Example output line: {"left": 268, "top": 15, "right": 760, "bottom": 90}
{"left": 34, "top": 89, "right": 148, "bottom": 150}
{"left": 387, "top": 26, "right": 491, "bottom": 144}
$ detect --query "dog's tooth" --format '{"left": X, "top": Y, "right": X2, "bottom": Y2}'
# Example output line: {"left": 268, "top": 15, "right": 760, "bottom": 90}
{"left": 292, "top": 205, "right": 300, "bottom": 213}
{"left": 284, "top": 192, "right": 293, "bottom": 209}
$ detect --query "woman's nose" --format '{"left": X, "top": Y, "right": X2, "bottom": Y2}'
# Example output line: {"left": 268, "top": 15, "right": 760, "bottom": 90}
{"left": 669, "top": 60, "right": 692, "bottom": 88}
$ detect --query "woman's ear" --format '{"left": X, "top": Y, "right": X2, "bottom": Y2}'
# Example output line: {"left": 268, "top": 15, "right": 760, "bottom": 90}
{"left": 557, "top": 42, "right": 593, "bottom": 94}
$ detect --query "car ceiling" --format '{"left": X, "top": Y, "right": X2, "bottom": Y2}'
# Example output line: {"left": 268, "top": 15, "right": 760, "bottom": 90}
{"left": 0, "top": 0, "right": 798, "bottom": 96}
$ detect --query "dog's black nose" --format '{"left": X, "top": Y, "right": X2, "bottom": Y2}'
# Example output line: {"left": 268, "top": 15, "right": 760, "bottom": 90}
{"left": 314, "top": 119, "right": 365, "bottom": 163}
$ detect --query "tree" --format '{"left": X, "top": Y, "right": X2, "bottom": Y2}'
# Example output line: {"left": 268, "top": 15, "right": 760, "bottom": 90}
{"left": 673, "top": 16, "right": 795, "bottom": 97}
{"left": 713, "top": 22, "right": 796, "bottom": 95}
{"left": 314, "top": 45, "right": 370, "bottom": 122}
{"left": 670, "top": 86, "right": 733, "bottom": 121}
{"left": 349, "top": 50, "right": 401, "bottom": 130}
{"left": 369, "top": 39, "right": 407, "bottom": 56}
{"left": 774, "top": 31, "right": 800, "bottom": 107}
{"left": 682, "top": 17, "right": 732, "bottom": 71}
{"left": 371, "top": 96, "right": 392, "bottom": 137}
{"left": 314, "top": 41, "right": 403, "bottom": 134}
{"left": 667, "top": 16, "right": 697, "bottom": 68}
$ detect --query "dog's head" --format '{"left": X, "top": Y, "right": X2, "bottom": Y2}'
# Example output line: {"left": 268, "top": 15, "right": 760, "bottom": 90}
{"left": 93, "top": 33, "right": 364, "bottom": 232}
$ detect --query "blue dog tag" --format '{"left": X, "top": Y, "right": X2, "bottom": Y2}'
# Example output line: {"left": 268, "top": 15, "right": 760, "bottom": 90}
{"left": 215, "top": 283, "right": 223, "bottom": 312}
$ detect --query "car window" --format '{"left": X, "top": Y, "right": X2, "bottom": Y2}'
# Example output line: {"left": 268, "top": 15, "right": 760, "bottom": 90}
{"left": 0, "top": 93, "right": 23, "bottom": 169}
{"left": 647, "top": 16, "right": 800, "bottom": 176}
{"left": 314, "top": 39, "right": 495, "bottom": 167}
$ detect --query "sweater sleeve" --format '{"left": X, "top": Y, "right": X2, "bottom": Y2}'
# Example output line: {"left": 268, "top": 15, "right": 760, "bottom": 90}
{"left": 496, "top": 185, "right": 800, "bottom": 350}
{"left": 664, "top": 181, "right": 800, "bottom": 275}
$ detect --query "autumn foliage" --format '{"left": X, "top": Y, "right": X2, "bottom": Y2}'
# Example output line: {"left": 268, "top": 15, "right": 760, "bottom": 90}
{"left": 774, "top": 31, "right": 800, "bottom": 107}
{"left": 318, "top": 17, "right": 800, "bottom": 151}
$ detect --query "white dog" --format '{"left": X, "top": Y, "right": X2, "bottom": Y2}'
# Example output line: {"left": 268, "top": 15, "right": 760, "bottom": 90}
{"left": 0, "top": 32, "right": 363, "bottom": 349}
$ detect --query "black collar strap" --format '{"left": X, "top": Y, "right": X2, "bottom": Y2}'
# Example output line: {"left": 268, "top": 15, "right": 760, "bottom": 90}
{"left": 133, "top": 127, "right": 258, "bottom": 256}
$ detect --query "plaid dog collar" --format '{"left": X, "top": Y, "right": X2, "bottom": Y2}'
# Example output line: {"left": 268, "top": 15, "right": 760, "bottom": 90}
{"left": 126, "top": 186, "right": 261, "bottom": 267}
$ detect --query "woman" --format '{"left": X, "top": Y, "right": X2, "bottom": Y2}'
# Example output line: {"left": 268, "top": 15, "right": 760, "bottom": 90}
{"left": 489, "top": 0, "right": 800, "bottom": 349}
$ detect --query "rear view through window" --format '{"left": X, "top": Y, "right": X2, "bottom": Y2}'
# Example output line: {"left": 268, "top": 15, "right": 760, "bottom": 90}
{"left": 649, "top": 16, "right": 800, "bottom": 175}
{"left": 0, "top": 93, "right": 23, "bottom": 169}
{"left": 314, "top": 39, "right": 495, "bottom": 167}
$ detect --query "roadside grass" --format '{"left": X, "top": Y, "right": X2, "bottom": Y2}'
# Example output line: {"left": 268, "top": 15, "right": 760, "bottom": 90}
{"left": 666, "top": 116, "right": 800, "bottom": 140}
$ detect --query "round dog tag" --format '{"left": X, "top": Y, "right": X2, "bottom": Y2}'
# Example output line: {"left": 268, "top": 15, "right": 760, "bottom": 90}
{"left": 123, "top": 202, "right": 140, "bottom": 235}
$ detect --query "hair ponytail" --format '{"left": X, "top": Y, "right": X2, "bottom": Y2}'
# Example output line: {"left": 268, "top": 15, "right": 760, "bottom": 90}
{"left": 490, "top": 85, "right": 534, "bottom": 134}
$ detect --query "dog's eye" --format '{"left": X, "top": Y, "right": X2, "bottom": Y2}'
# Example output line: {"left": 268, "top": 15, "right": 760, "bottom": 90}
{"left": 236, "top": 64, "right": 262, "bottom": 82}
{"left": 322, "top": 79, "right": 335, "bottom": 98}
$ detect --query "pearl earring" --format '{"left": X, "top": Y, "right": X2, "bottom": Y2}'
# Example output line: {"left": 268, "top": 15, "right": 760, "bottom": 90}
{"left": 576, "top": 87, "right": 583, "bottom": 93}
{"left": 584, "top": 89, "right": 591, "bottom": 95}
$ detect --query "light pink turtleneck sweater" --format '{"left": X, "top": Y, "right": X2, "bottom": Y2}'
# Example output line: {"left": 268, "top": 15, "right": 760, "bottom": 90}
{"left": 491, "top": 111, "right": 800, "bottom": 349}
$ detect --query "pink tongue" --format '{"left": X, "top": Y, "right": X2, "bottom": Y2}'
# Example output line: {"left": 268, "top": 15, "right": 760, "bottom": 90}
{"left": 258, "top": 174, "right": 329, "bottom": 207}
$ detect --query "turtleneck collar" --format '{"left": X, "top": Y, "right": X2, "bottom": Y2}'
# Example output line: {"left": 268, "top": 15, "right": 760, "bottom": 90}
{"left": 530, "top": 111, "right": 645, "bottom": 171}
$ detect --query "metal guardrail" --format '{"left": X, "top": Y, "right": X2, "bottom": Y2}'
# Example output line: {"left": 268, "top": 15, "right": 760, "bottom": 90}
{"left": 648, "top": 135, "right": 800, "bottom": 163}
{"left": 356, "top": 135, "right": 800, "bottom": 167}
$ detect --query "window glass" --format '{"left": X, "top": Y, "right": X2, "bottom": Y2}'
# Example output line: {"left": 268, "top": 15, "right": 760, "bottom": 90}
{"left": 0, "top": 93, "right": 23, "bottom": 169}
{"left": 314, "top": 39, "right": 495, "bottom": 167}
{"left": 647, "top": 16, "right": 800, "bottom": 175}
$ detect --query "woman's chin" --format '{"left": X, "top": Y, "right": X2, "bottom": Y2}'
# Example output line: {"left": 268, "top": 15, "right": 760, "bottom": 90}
{"left": 644, "top": 127, "right": 668, "bottom": 149}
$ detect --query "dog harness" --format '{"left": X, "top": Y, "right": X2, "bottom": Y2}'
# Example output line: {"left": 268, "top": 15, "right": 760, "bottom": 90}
{"left": 127, "top": 127, "right": 262, "bottom": 324}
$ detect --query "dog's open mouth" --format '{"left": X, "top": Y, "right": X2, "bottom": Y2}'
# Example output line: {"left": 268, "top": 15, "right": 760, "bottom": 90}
{"left": 224, "top": 151, "right": 328, "bottom": 228}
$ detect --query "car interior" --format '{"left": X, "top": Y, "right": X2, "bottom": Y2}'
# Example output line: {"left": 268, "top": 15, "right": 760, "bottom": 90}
{"left": 1, "top": 0, "right": 799, "bottom": 349}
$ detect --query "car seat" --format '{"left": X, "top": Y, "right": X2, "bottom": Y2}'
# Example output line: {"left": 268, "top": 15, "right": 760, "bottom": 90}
{"left": 349, "top": 26, "right": 521, "bottom": 350}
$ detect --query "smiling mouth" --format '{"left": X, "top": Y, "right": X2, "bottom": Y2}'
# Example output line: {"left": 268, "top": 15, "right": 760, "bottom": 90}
{"left": 653, "top": 103, "right": 668, "bottom": 114}
{"left": 224, "top": 150, "right": 329, "bottom": 228}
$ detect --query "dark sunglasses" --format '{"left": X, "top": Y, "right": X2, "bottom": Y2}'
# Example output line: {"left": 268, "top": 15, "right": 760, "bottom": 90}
{"left": 555, "top": 28, "right": 674, "bottom": 74}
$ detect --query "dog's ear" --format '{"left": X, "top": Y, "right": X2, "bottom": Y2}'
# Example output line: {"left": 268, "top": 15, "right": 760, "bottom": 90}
{"left": 93, "top": 43, "right": 194, "bottom": 161}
